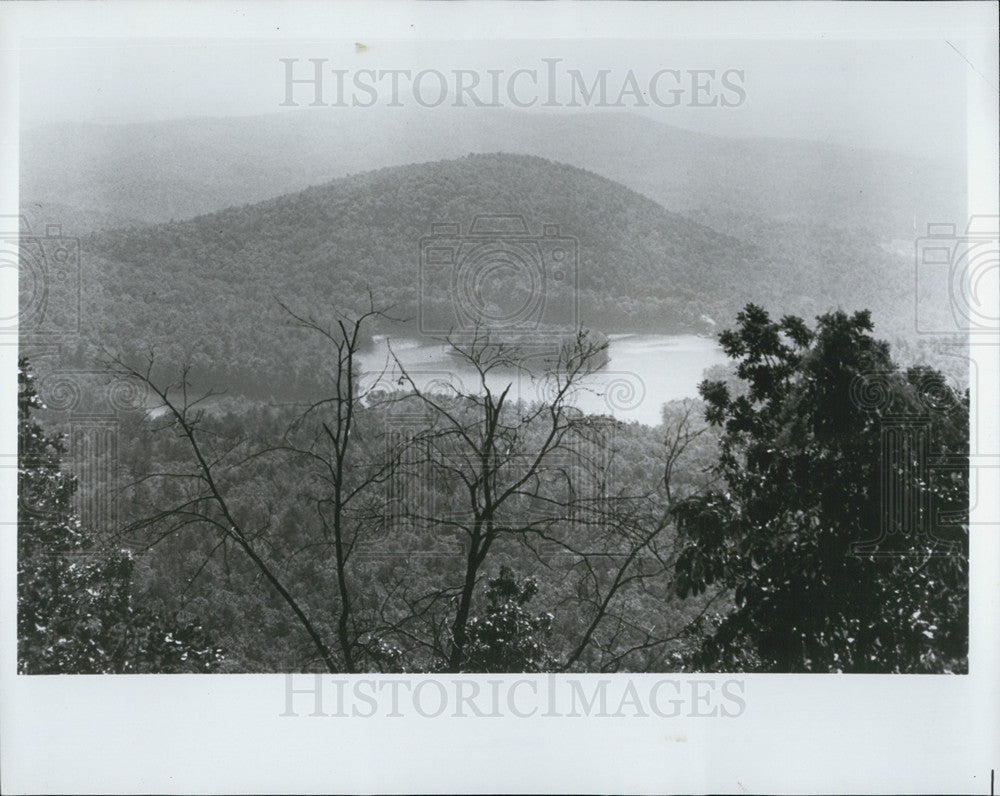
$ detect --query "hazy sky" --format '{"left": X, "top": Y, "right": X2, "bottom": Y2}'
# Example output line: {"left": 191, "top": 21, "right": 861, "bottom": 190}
{"left": 18, "top": 37, "right": 975, "bottom": 159}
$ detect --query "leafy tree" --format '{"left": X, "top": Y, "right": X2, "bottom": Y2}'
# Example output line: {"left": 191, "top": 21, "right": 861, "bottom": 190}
{"left": 17, "top": 356, "right": 223, "bottom": 673}
{"left": 462, "top": 567, "right": 554, "bottom": 673}
{"left": 673, "top": 305, "right": 968, "bottom": 673}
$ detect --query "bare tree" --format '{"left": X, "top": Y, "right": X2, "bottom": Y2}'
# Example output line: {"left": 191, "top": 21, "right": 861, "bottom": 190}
{"left": 112, "top": 314, "right": 723, "bottom": 674}
{"left": 387, "top": 327, "right": 613, "bottom": 671}
{"left": 112, "top": 354, "right": 340, "bottom": 672}
{"left": 551, "top": 397, "right": 719, "bottom": 672}
{"left": 113, "top": 298, "right": 397, "bottom": 672}
{"left": 272, "top": 297, "right": 399, "bottom": 672}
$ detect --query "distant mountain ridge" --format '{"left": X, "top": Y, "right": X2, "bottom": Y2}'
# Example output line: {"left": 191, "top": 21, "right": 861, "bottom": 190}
{"left": 22, "top": 108, "right": 965, "bottom": 238}
{"left": 55, "top": 152, "right": 862, "bottom": 397}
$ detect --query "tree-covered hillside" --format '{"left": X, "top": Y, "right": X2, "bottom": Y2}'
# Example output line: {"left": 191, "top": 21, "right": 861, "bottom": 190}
{"left": 19, "top": 302, "right": 966, "bottom": 674}
{"left": 33, "top": 151, "right": 956, "bottom": 401}
{"left": 69, "top": 153, "right": 792, "bottom": 396}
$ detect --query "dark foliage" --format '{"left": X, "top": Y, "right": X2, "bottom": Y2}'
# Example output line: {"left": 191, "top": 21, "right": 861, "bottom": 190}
{"left": 462, "top": 567, "right": 555, "bottom": 673}
{"left": 673, "top": 305, "right": 968, "bottom": 672}
{"left": 17, "top": 357, "right": 224, "bottom": 674}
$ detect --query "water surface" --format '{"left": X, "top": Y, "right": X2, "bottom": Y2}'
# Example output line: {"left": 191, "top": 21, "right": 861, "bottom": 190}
{"left": 357, "top": 333, "right": 727, "bottom": 427}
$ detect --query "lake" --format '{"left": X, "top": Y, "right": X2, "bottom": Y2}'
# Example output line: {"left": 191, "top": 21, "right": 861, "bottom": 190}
{"left": 356, "top": 333, "right": 727, "bottom": 427}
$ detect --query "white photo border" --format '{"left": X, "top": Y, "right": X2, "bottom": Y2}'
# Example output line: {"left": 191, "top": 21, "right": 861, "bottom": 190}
{"left": 1, "top": 2, "right": 997, "bottom": 793}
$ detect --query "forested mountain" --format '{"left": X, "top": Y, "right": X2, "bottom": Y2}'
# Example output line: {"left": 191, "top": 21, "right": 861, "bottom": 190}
{"left": 62, "top": 153, "right": 818, "bottom": 396}
{"left": 18, "top": 122, "right": 970, "bottom": 676}
{"left": 29, "top": 150, "right": 942, "bottom": 398}
{"left": 23, "top": 108, "right": 964, "bottom": 238}
{"left": 21, "top": 305, "right": 968, "bottom": 674}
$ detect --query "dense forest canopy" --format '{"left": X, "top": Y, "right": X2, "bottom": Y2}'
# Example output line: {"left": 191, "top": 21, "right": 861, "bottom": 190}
{"left": 17, "top": 358, "right": 223, "bottom": 673}
{"left": 24, "top": 152, "right": 955, "bottom": 405}
{"left": 17, "top": 119, "right": 971, "bottom": 675}
{"left": 19, "top": 303, "right": 969, "bottom": 674}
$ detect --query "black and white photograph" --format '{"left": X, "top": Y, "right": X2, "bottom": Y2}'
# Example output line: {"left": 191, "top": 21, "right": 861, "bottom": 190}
{"left": 1, "top": 2, "right": 997, "bottom": 793}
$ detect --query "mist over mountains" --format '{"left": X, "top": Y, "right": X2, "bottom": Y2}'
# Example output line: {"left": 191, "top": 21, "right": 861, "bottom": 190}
{"left": 23, "top": 107, "right": 964, "bottom": 238}
{"left": 63, "top": 153, "right": 774, "bottom": 394}
{"left": 20, "top": 108, "right": 965, "bottom": 397}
